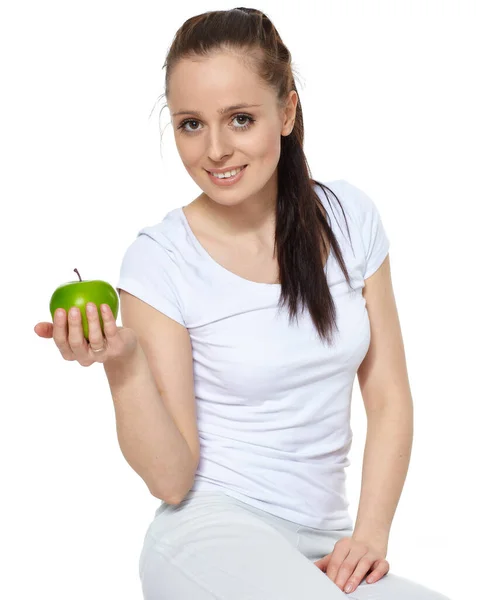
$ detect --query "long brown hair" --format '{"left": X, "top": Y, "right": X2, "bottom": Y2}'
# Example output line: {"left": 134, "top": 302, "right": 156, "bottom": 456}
{"left": 158, "top": 7, "right": 355, "bottom": 346}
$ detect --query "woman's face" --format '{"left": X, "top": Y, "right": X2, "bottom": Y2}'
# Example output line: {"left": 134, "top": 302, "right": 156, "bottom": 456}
{"left": 167, "top": 51, "right": 297, "bottom": 208}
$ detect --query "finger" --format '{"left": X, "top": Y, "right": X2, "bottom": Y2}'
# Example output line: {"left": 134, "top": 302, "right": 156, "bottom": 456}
{"left": 366, "top": 559, "right": 390, "bottom": 584}
{"left": 334, "top": 545, "right": 370, "bottom": 590}
{"left": 326, "top": 545, "right": 350, "bottom": 587}
{"left": 342, "top": 555, "right": 374, "bottom": 594}
{"left": 85, "top": 303, "right": 106, "bottom": 355}
{"left": 67, "top": 307, "right": 91, "bottom": 366}
{"left": 52, "top": 309, "right": 75, "bottom": 361}
{"left": 100, "top": 303, "right": 117, "bottom": 340}
{"left": 34, "top": 322, "right": 53, "bottom": 338}
{"left": 314, "top": 555, "right": 329, "bottom": 571}
{"left": 334, "top": 554, "right": 363, "bottom": 591}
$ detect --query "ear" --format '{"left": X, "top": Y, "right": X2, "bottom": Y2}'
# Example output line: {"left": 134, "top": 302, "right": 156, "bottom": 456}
{"left": 281, "top": 90, "right": 298, "bottom": 136}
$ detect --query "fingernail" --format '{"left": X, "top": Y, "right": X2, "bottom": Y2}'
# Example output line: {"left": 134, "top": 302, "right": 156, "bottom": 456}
{"left": 345, "top": 584, "right": 353, "bottom": 593}
{"left": 87, "top": 303, "right": 95, "bottom": 314}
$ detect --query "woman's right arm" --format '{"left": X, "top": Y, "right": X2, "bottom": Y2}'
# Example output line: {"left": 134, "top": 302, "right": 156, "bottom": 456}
{"left": 104, "top": 290, "right": 199, "bottom": 505}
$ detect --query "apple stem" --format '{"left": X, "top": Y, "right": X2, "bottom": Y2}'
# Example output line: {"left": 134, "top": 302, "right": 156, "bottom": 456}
{"left": 74, "top": 268, "right": 82, "bottom": 282}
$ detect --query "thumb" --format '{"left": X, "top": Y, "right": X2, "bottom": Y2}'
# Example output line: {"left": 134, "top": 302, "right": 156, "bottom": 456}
{"left": 34, "top": 322, "right": 53, "bottom": 338}
{"left": 314, "top": 554, "right": 330, "bottom": 571}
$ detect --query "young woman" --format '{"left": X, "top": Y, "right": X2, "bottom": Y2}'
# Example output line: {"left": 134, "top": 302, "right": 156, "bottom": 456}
{"left": 36, "top": 7, "right": 451, "bottom": 600}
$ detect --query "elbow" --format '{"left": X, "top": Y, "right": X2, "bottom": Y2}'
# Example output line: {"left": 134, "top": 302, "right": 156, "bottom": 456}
{"left": 148, "top": 485, "right": 171, "bottom": 503}
{"left": 149, "top": 445, "right": 199, "bottom": 505}
{"left": 166, "top": 490, "right": 190, "bottom": 506}
{"left": 169, "top": 471, "right": 196, "bottom": 505}
{"left": 149, "top": 468, "right": 197, "bottom": 505}
{"left": 149, "top": 480, "right": 194, "bottom": 506}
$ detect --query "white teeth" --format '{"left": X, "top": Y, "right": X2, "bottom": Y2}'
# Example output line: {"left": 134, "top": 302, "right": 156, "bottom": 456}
{"left": 211, "top": 166, "right": 243, "bottom": 179}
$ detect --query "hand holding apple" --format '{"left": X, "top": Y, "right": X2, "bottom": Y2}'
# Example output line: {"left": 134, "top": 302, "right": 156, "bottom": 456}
{"left": 49, "top": 269, "right": 119, "bottom": 342}
{"left": 34, "top": 269, "right": 137, "bottom": 366}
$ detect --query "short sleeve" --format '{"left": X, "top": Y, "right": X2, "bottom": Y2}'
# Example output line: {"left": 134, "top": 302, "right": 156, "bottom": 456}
{"left": 116, "top": 231, "right": 186, "bottom": 326}
{"left": 341, "top": 180, "right": 390, "bottom": 280}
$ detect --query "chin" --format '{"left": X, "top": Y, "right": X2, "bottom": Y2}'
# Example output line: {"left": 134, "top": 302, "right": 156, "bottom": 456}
{"left": 204, "top": 194, "right": 248, "bottom": 208}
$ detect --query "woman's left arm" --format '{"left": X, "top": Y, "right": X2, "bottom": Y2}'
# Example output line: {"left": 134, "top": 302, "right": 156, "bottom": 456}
{"left": 352, "top": 401, "right": 413, "bottom": 549}
{"left": 315, "top": 255, "right": 414, "bottom": 593}
{"left": 353, "top": 254, "right": 414, "bottom": 548}
{"left": 353, "top": 255, "right": 414, "bottom": 551}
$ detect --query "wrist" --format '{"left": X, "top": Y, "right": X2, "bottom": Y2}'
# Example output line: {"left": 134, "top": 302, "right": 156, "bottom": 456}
{"left": 352, "top": 529, "right": 389, "bottom": 554}
{"left": 103, "top": 340, "right": 144, "bottom": 383}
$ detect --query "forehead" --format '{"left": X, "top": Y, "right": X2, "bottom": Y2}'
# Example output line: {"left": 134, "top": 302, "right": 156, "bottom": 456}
{"left": 168, "top": 53, "right": 270, "bottom": 113}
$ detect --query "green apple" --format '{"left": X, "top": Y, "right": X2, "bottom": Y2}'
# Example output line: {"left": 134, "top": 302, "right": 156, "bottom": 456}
{"left": 49, "top": 269, "right": 119, "bottom": 342}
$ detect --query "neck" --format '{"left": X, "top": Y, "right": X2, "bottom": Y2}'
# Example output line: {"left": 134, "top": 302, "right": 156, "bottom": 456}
{"left": 198, "top": 176, "right": 278, "bottom": 243}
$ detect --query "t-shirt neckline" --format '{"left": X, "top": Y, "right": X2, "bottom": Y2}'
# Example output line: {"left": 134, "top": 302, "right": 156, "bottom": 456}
{"left": 177, "top": 204, "right": 332, "bottom": 289}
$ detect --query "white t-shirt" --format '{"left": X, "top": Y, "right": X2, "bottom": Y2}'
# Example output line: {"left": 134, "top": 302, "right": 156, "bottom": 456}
{"left": 116, "top": 179, "right": 390, "bottom": 530}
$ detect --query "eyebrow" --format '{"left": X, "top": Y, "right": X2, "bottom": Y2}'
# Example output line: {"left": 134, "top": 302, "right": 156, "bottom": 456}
{"left": 171, "top": 103, "right": 263, "bottom": 118}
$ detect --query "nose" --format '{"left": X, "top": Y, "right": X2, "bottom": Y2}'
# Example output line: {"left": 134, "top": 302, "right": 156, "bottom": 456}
{"left": 206, "top": 126, "right": 233, "bottom": 163}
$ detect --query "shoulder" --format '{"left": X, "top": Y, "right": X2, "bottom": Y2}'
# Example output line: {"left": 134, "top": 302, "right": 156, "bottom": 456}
{"left": 314, "top": 179, "right": 385, "bottom": 227}
{"left": 117, "top": 210, "right": 192, "bottom": 296}
{"left": 117, "top": 209, "right": 187, "bottom": 325}
{"left": 123, "top": 208, "right": 184, "bottom": 261}
{"left": 328, "top": 179, "right": 379, "bottom": 217}
{"left": 138, "top": 208, "right": 181, "bottom": 246}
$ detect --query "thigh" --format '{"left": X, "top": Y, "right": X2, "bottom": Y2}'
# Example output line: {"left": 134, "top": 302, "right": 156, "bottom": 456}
{"left": 347, "top": 573, "right": 451, "bottom": 600}
{"left": 139, "top": 492, "right": 348, "bottom": 600}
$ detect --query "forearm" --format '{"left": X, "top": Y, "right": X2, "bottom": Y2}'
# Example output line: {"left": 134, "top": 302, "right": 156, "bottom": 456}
{"left": 103, "top": 343, "right": 196, "bottom": 504}
{"left": 352, "top": 403, "right": 414, "bottom": 549}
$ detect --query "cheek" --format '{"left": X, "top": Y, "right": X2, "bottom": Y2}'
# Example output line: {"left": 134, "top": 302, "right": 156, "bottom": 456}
{"left": 175, "top": 136, "right": 199, "bottom": 167}
{"left": 256, "top": 128, "right": 282, "bottom": 164}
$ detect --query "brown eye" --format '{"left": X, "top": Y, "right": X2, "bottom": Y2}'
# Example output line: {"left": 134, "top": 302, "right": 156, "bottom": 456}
{"left": 178, "top": 114, "right": 256, "bottom": 134}
{"left": 232, "top": 115, "right": 255, "bottom": 130}
{"left": 178, "top": 119, "right": 200, "bottom": 133}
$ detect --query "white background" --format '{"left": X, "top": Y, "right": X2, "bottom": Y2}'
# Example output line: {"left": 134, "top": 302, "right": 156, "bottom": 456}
{"left": 1, "top": 1, "right": 479, "bottom": 599}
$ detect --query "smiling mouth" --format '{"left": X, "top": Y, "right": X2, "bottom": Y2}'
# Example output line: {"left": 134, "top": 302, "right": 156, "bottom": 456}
{"left": 206, "top": 165, "right": 248, "bottom": 176}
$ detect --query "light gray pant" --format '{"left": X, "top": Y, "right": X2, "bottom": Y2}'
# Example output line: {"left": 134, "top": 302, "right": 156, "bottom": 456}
{"left": 139, "top": 490, "right": 450, "bottom": 600}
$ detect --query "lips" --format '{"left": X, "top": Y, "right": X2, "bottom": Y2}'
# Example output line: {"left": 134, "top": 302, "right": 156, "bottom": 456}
{"left": 207, "top": 164, "right": 248, "bottom": 186}
{"left": 207, "top": 165, "right": 247, "bottom": 175}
